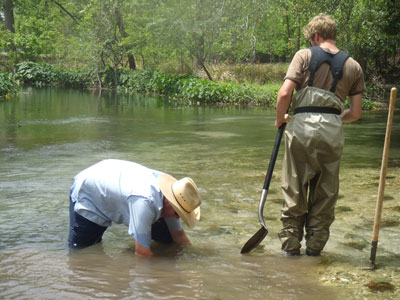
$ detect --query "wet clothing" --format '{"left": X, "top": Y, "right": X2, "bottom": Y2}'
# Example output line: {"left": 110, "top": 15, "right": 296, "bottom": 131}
{"left": 278, "top": 47, "right": 366, "bottom": 254}
{"left": 68, "top": 159, "right": 182, "bottom": 249}
{"left": 68, "top": 197, "right": 173, "bottom": 249}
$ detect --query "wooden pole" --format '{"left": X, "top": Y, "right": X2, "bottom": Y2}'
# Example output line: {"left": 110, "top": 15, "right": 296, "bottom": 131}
{"left": 369, "top": 87, "right": 397, "bottom": 268}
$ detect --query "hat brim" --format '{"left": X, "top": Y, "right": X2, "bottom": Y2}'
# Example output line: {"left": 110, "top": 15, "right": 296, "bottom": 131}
{"left": 158, "top": 173, "right": 200, "bottom": 228}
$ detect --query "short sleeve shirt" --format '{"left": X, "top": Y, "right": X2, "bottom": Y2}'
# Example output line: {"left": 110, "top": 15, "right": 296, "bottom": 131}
{"left": 285, "top": 48, "right": 366, "bottom": 102}
{"left": 70, "top": 159, "right": 183, "bottom": 247}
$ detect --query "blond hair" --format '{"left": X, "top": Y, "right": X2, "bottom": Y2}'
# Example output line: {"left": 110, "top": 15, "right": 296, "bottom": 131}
{"left": 303, "top": 14, "right": 337, "bottom": 41}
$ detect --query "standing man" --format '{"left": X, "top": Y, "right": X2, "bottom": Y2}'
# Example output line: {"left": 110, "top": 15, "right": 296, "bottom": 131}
{"left": 275, "top": 14, "right": 366, "bottom": 256}
{"left": 68, "top": 159, "right": 202, "bottom": 257}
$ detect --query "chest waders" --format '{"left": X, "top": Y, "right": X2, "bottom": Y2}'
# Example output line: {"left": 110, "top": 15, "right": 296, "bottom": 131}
{"left": 279, "top": 46, "right": 349, "bottom": 255}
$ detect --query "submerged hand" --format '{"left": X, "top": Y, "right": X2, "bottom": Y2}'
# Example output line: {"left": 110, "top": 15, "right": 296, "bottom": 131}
{"left": 171, "top": 230, "right": 191, "bottom": 246}
{"left": 135, "top": 241, "right": 154, "bottom": 257}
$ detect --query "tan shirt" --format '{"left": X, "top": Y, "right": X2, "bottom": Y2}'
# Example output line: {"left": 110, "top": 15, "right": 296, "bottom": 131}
{"left": 285, "top": 48, "right": 366, "bottom": 102}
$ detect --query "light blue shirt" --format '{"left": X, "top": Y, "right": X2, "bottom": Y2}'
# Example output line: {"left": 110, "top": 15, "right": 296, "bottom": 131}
{"left": 70, "top": 159, "right": 182, "bottom": 247}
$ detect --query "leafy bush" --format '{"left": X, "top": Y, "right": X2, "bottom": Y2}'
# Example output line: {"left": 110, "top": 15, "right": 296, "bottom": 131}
{"left": 54, "top": 67, "right": 94, "bottom": 88}
{"left": 0, "top": 72, "right": 18, "bottom": 98}
{"left": 15, "top": 62, "right": 93, "bottom": 88}
{"left": 361, "top": 98, "right": 374, "bottom": 110}
{"left": 119, "top": 70, "right": 278, "bottom": 105}
{"left": 344, "top": 97, "right": 374, "bottom": 110}
{"left": 15, "top": 62, "right": 55, "bottom": 86}
{"left": 119, "top": 70, "right": 155, "bottom": 92}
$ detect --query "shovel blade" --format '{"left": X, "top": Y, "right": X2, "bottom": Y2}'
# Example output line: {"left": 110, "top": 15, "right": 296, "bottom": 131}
{"left": 240, "top": 227, "right": 268, "bottom": 254}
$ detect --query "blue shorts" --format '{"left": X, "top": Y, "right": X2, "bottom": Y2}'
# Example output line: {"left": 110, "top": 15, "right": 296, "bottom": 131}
{"left": 68, "top": 197, "right": 173, "bottom": 249}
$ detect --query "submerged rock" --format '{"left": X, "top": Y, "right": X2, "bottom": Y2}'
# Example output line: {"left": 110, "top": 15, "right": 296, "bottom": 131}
{"left": 366, "top": 280, "right": 396, "bottom": 292}
{"left": 336, "top": 205, "right": 353, "bottom": 212}
{"left": 392, "top": 205, "right": 400, "bottom": 211}
{"left": 343, "top": 241, "right": 367, "bottom": 250}
{"left": 380, "top": 218, "right": 400, "bottom": 228}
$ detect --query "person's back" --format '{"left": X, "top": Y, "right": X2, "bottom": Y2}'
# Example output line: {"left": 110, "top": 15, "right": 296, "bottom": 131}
{"left": 285, "top": 47, "right": 365, "bottom": 102}
{"left": 274, "top": 14, "right": 366, "bottom": 256}
{"left": 71, "top": 159, "right": 162, "bottom": 226}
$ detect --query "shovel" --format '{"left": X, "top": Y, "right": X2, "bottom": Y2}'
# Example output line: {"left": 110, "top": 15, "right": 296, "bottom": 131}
{"left": 241, "top": 123, "right": 286, "bottom": 254}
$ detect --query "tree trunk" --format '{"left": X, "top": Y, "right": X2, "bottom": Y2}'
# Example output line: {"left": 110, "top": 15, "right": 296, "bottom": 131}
{"left": 285, "top": 9, "right": 292, "bottom": 58}
{"left": 127, "top": 54, "right": 136, "bottom": 70}
{"left": 251, "top": 28, "right": 257, "bottom": 63}
{"left": 296, "top": 14, "right": 301, "bottom": 52}
{"left": 115, "top": 4, "right": 136, "bottom": 70}
{"left": 3, "top": 0, "right": 15, "bottom": 33}
{"left": 200, "top": 61, "right": 213, "bottom": 81}
{"left": 194, "top": 33, "right": 213, "bottom": 80}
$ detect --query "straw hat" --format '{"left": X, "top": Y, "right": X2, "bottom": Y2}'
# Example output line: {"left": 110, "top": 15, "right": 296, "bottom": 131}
{"left": 158, "top": 173, "right": 201, "bottom": 228}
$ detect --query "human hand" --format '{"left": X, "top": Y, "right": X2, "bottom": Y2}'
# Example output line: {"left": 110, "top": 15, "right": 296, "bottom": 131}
{"left": 135, "top": 241, "right": 154, "bottom": 257}
{"left": 275, "top": 113, "right": 291, "bottom": 128}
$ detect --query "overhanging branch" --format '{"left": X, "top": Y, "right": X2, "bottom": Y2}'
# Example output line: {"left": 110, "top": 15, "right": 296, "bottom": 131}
{"left": 50, "top": 0, "right": 80, "bottom": 25}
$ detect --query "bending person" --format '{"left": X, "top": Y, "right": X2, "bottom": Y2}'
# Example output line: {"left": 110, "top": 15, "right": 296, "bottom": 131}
{"left": 68, "top": 159, "right": 202, "bottom": 257}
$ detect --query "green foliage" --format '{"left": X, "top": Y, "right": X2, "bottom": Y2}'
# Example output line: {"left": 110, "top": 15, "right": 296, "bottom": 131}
{"left": 1, "top": 0, "right": 398, "bottom": 82}
{"left": 118, "top": 70, "right": 277, "bottom": 105}
{"left": 0, "top": 0, "right": 395, "bottom": 108}
{"left": 15, "top": 62, "right": 56, "bottom": 86}
{"left": 15, "top": 62, "right": 93, "bottom": 88}
{"left": 344, "top": 97, "right": 374, "bottom": 111}
{"left": 361, "top": 98, "right": 374, "bottom": 110}
{"left": 13, "top": 17, "right": 56, "bottom": 61}
{"left": 119, "top": 70, "right": 155, "bottom": 93}
{"left": 0, "top": 72, "right": 18, "bottom": 98}
{"left": 98, "top": 66, "right": 123, "bottom": 89}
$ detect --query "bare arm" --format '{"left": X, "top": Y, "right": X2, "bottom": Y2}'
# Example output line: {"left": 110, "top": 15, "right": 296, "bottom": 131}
{"left": 135, "top": 241, "right": 154, "bottom": 257}
{"left": 275, "top": 79, "right": 296, "bottom": 128}
{"left": 170, "top": 229, "right": 191, "bottom": 246}
{"left": 341, "top": 93, "right": 362, "bottom": 123}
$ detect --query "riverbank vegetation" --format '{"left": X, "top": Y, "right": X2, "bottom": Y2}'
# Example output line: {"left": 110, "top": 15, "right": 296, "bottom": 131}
{"left": 0, "top": 71, "right": 17, "bottom": 99}
{"left": 14, "top": 62, "right": 280, "bottom": 105}
{"left": 0, "top": 0, "right": 398, "bottom": 107}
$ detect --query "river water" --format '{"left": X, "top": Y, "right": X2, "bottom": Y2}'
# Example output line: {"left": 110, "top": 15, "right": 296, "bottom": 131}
{"left": 0, "top": 87, "right": 399, "bottom": 299}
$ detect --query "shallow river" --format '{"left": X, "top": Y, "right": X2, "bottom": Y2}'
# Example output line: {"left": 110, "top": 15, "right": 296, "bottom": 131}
{"left": 0, "top": 88, "right": 399, "bottom": 299}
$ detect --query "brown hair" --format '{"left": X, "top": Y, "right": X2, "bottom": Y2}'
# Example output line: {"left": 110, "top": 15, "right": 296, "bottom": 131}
{"left": 303, "top": 14, "right": 337, "bottom": 41}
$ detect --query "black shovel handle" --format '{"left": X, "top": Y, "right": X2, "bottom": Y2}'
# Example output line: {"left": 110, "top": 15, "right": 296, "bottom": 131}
{"left": 241, "top": 123, "right": 286, "bottom": 254}
{"left": 258, "top": 123, "right": 286, "bottom": 228}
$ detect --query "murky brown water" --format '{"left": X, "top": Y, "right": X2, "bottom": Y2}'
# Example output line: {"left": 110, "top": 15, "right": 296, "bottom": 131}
{"left": 0, "top": 87, "right": 399, "bottom": 299}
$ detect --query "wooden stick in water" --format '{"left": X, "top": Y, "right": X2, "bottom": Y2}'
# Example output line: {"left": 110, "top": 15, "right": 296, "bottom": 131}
{"left": 369, "top": 87, "right": 397, "bottom": 268}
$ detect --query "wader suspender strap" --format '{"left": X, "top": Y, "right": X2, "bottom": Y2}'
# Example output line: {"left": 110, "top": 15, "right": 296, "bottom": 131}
{"left": 296, "top": 46, "right": 350, "bottom": 115}
{"left": 307, "top": 46, "right": 350, "bottom": 93}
